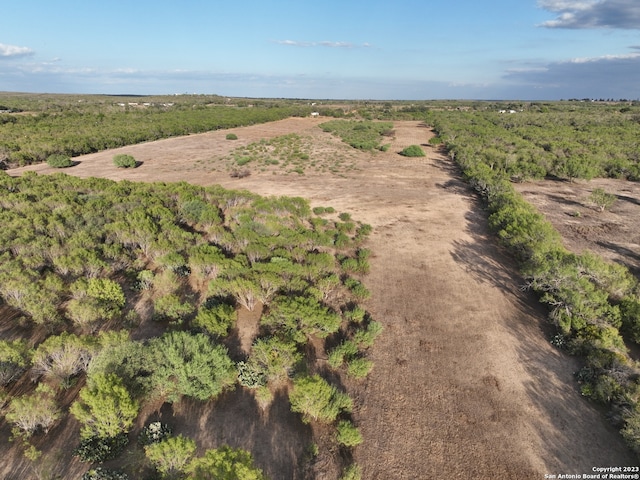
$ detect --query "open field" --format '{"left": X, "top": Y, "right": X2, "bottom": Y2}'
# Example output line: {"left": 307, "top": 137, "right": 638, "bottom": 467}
{"left": 516, "top": 178, "right": 640, "bottom": 277}
{"left": 8, "top": 118, "right": 637, "bottom": 478}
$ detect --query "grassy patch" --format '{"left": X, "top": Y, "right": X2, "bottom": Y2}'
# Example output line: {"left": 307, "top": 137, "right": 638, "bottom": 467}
{"left": 320, "top": 120, "right": 394, "bottom": 150}
{"left": 217, "top": 133, "right": 356, "bottom": 176}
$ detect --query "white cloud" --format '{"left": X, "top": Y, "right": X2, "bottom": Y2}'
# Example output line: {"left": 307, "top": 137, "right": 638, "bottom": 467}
{"left": 273, "top": 39, "right": 371, "bottom": 48}
{"left": 503, "top": 52, "right": 640, "bottom": 98}
{"left": 538, "top": 0, "right": 640, "bottom": 29}
{"left": 0, "top": 43, "right": 34, "bottom": 58}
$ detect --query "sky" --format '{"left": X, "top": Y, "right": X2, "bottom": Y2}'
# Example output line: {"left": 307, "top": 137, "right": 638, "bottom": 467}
{"left": 1, "top": 0, "right": 639, "bottom": 100}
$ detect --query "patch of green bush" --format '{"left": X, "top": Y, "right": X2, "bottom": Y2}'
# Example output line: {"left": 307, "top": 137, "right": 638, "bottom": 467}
{"left": 335, "top": 420, "right": 363, "bottom": 447}
{"left": 400, "top": 145, "right": 425, "bottom": 157}
{"left": 193, "top": 301, "right": 236, "bottom": 337}
{"left": 138, "top": 421, "right": 172, "bottom": 446}
{"left": 82, "top": 468, "right": 129, "bottom": 480}
{"left": 320, "top": 120, "right": 394, "bottom": 150}
{"left": 73, "top": 433, "right": 129, "bottom": 463}
{"left": 226, "top": 133, "right": 238, "bottom": 140}
{"left": 112, "top": 154, "right": 137, "bottom": 168}
{"left": 340, "top": 464, "right": 362, "bottom": 480}
{"left": 46, "top": 154, "right": 74, "bottom": 168}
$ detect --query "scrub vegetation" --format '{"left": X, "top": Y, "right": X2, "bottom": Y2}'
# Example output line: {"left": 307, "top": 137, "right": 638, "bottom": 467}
{"left": 0, "top": 171, "right": 376, "bottom": 478}
{"left": 0, "top": 93, "right": 314, "bottom": 167}
{"left": 2, "top": 94, "right": 640, "bottom": 477}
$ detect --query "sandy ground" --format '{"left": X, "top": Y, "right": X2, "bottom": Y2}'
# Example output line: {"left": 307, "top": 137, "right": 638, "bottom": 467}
{"left": 7, "top": 118, "right": 637, "bottom": 479}
{"left": 516, "top": 177, "right": 640, "bottom": 277}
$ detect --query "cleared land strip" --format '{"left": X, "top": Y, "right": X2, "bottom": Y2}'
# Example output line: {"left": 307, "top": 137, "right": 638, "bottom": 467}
{"left": 9, "top": 119, "right": 635, "bottom": 478}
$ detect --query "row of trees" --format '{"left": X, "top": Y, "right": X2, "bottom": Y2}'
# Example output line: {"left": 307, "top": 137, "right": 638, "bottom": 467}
{"left": 430, "top": 110, "right": 640, "bottom": 455}
{"left": 0, "top": 172, "right": 376, "bottom": 478}
{"left": 425, "top": 107, "right": 640, "bottom": 182}
{"left": 0, "top": 94, "right": 316, "bottom": 167}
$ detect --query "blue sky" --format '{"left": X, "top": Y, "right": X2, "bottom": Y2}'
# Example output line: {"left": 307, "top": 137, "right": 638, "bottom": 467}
{"left": 1, "top": 0, "right": 639, "bottom": 100}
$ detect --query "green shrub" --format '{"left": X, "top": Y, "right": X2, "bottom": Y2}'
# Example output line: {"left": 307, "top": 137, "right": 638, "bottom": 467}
{"left": 237, "top": 360, "right": 267, "bottom": 388}
{"left": 379, "top": 143, "right": 391, "bottom": 152}
{"left": 346, "top": 357, "right": 374, "bottom": 379}
{"left": 340, "top": 464, "right": 362, "bottom": 480}
{"left": 344, "top": 305, "right": 366, "bottom": 324}
{"left": 47, "top": 154, "right": 73, "bottom": 168}
{"left": 328, "top": 340, "right": 359, "bottom": 369}
{"left": 353, "top": 320, "right": 383, "bottom": 348}
{"left": 589, "top": 187, "right": 617, "bottom": 212}
{"left": 153, "top": 294, "right": 195, "bottom": 322}
{"left": 226, "top": 133, "right": 238, "bottom": 140}
{"left": 400, "top": 145, "right": 425, "bottom": 157}
{"left": 236, "top": 156, "right": 252, "bottom": 166}
{"left": 145, "top": 435, "right": 196, "bottom": 477}
{"left": 320, "top": 120, "right": 394, "bottom": 150}
{"left": 82, "top": 468, "right": 129, "bottom": 480}
{"left": 345, "top": 278, "right": 370, "bottom": 300}
{"left": 621, "top": 405, "right": 640, "bottom": 453}
{"left": 193, "top": 302, "right": 236, "bottom": 337}
{"left": 138, "top": 421, "right": 172, "bottom": 446}
{"left": 335, "top": 420, "right": 363, "bottom": 447}
{"left": 289, "top": 374, "right": 352, "bottom": 423}
{"left": 73, "top": 433, "right": 129, "bottom": 463}
{"left": 112, "top": 154, "right": 137, "bottom": 168}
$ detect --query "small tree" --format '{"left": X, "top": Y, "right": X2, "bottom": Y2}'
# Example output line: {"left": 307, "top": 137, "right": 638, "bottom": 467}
{"left": 5, "top": 384, "right": 60, "bottom": 437}
{"left": 193, "top": 302, "right": 236, "bottom": 337}
{"left": 588, "top": 187, "right": 617, "bottom": 212}
{"left": 246, "top": 337, "right": 301, "bottom": 384}
{"left": 186, "top": 445, "right": 267, "bottom": 480}
{"left": 145, "top": 435, "right": 196, "bottom": 478}
{"left": 82, "top": 468, "right": 130, "bottom": 480}
{"left": 32, "top": 332, "right": 97, "bottom": 388}
{"left": 261, "top": 295, "right": 341, "bottom": 343}
{"left": 154, "top": 294, "right": 195, "bottom": 322}
{"left": 149, "top": 331, "right": 236, "bottom": 402}
{"left": 70, "top": 373, "right": 139, "bottom": 439}
{"left": 0, "top": 339, "right": 33, "bottom": 386}
{"left": 113, "top": 154, "right": 137, "bottom": 168}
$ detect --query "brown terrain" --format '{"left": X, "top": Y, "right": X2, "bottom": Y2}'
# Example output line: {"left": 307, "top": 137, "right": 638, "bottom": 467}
{"left": 7, "top": 118, "right": 638, "bottom": 479}
{"left": 515, "top": 178, "right": 640, "bottom": 276}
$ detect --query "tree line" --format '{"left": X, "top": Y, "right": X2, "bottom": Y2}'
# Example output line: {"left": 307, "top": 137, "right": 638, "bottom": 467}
{"left": 0, "top": 93, "right": 316, "bottom": 168}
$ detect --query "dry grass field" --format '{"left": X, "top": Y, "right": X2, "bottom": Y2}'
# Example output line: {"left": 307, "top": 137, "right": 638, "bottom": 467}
{"left": 8, "top": 118, "right": 637, "bottom": 479}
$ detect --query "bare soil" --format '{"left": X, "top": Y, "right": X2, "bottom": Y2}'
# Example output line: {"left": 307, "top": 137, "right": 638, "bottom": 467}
{"left": 6, "top": 119, "right": 637, "bottom": 479}
{"left": 515, "top": 178, "right": 640, "bottom": 277}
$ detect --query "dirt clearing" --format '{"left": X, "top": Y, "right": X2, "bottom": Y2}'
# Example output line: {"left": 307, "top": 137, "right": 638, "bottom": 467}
{"left": 9, "top": 119, "right": 636, "bottom": 478}
{"left": 516, "top": 178, "right": 640, "bottom": 277}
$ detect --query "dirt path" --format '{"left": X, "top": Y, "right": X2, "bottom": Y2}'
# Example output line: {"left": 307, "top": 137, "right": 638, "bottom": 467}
{"left": 9, "top": 119, "right": 636, "bottom": 478}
